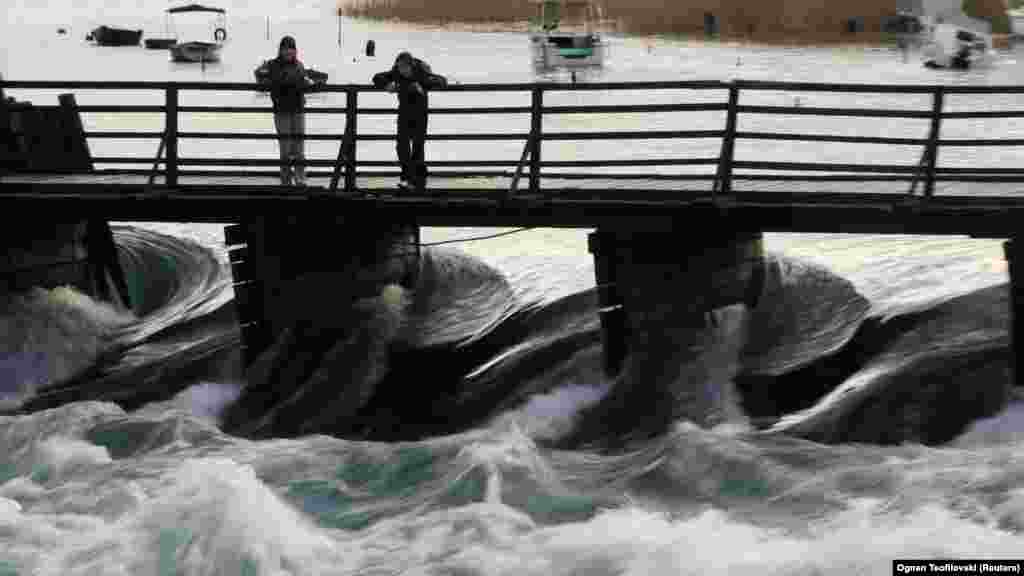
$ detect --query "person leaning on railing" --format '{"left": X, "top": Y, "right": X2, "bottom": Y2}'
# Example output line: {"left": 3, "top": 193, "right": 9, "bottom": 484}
{"left": 372, "top": 52, "right": 448, "bottom": 192}
{"left": 254, "top": 35, "right": 323, "bottom": 187}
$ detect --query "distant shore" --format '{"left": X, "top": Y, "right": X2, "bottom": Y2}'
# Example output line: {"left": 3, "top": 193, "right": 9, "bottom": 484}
{"left": 336, "top": 0, "right": 1012, "bottom": 47}
{"left": 338, "top": 14, "right": 912, "bottom": 47}
{"left": 339, "top": 10, "right": 909, "bottom": 47}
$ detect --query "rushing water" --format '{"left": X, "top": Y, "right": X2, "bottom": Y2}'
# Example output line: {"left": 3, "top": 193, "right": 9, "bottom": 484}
{"left": 3, "top": 1, "right": 1024, "bottom": 573}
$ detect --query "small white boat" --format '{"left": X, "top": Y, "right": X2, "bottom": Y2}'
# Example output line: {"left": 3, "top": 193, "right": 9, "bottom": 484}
{"left": 165, "top": 3, "right": 227, "bottom": 63}
{"left": 922, "top": 22, "right": 996, "bottom": 69}
{"left": 529, "top": 0, "right": 608, "bottom": 74}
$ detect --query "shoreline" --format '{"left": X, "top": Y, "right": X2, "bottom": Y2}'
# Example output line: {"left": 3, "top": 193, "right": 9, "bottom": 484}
{"left": 338, "top": 14, "right": 924, "bottom": 48}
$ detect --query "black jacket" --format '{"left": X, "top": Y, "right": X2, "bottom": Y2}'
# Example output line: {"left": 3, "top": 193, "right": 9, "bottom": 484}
{"left": 372, "top": 58, "right": 447, "bottom": 114}
{"left": 254, "top": 58, "right": 314, "bottom": 113}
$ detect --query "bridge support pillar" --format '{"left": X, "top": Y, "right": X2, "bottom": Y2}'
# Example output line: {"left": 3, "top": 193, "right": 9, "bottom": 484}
{"left": 1005, "top": 238, "right": 1024, "bottom": 389}
{"left": 586, "top": 227, "right": 764, "bottom": 433}
{"left": 0, "top": 219, "right": 131, "bottom": 311}
{"left": 225, "top": 215, "right": 420, "bottom": 366}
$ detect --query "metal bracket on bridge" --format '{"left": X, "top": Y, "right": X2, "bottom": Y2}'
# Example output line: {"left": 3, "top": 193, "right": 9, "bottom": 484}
{"left": 506, "top": 137, "right": 534, "bottom": 201}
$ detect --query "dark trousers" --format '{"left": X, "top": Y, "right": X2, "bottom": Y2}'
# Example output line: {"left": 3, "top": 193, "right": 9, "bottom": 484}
{"left": 397, "top": 109, "right": 427, "bottom": 188}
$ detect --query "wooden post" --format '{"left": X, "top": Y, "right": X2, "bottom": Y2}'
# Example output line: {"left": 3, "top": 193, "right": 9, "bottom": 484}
{"left": 715, "top": 83, "right": 739, "bottom": 197}
{"left": 1006, "top": 238, "right": 1024, "bottom": 388}
{"left": 923, "top": 85, "right": 944, "bottom": 199}
{"left": 148, "top": 134, "right": 167, "bottom": 185}
{"left": 529, "top": 86, "right": 543, "bottom": 196}
{"left": 165, "top": 84, "right": 178, "bottom": 187}
{"left": 86, "top": 219, "right": 132, "bottom": 311}
{"left": 588, "top": 231, "right": 627, "bottom": 377}
{"left": 507, "top": 138, "right": 532, "bottom": 199}
{"left": 345, "top": 88, "right": 357, "bottom": 194}
{"left": 58, "top": 93, "right": 93, "bottom": 171}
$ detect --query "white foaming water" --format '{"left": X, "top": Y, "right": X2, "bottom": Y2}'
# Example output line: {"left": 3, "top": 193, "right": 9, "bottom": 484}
{"left": 0, "top": 403, "right": 1021, "bottom": 574}
{"left": 30, "top": 436, "right": 113, "bottom": 482}
{"left": 0, "top": 287, "right": 135, "bottom": 407}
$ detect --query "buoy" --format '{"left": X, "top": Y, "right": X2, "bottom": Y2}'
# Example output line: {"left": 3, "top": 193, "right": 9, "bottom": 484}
{"left": 214, "top": 27, "right": 227, "bottom": 42}
{"left": 365, "top": 39, "right": 375, "bottom": 57}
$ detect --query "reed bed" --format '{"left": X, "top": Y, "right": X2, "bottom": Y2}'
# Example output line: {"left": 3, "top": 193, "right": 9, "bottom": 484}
{"left": 336, "top": 0, "right": 1010, "bottom": 44}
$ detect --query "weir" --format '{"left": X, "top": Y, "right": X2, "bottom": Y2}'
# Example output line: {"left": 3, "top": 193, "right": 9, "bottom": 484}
{"left": 3, "top": 76, "right": 1024, "bottom": 418}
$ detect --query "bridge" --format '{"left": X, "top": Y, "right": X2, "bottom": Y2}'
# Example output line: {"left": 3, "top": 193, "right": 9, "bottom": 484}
{"left": 3, "top": 77, "right": 1024, "bottom": 427}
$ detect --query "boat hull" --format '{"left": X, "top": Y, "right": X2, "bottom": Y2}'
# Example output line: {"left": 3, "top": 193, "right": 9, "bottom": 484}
{"left": 144, "top": 38, "right": 177, "bottom": 49}
{"left": 170, "top": 42, "right": 222, "bottom": 63}
{"left": 89, "top": 26, "right": 143, "bottom": 46}
{"left": 530, "top": 33, "right": 606, "bottom": 71}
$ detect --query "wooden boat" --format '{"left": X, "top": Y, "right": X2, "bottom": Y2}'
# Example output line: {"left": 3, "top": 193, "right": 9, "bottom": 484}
{"left": 170, "top": 41, "right": 222, "bottom": 63}
{"left": 144, "top": 11, "right": 176, "bottom": 49}
{"left": 86, "top": 26, "right": 143, "bottom": 46}
{"left": 922, "top": 22, "right": 996, "bottom": 69}
{"left": 165, "top": 4, "right": 227, "bottom": 63}
{"left": 529, "top": 0, "right": 607, "bottom": 74}
{"left": 145, "top": 38, "right": 177, "bottom": 49}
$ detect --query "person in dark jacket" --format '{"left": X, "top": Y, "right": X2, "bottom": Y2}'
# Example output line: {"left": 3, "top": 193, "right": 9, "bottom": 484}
{"left": 372, "top": 52, "right": 447, "bottom": 191}
{"left": 254, "top": 36, "right": 317, "bottom": 186}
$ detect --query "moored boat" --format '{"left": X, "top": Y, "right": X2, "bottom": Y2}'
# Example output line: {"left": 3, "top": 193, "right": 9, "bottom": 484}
{"left": 144, "top": 10, "right": 177, "bottom": 50}
{"left": 145, "top": 38, "right": 177, "bottom": 49}
{"left": 170, "top": 41, "right": 221, "bottom": 63}
{"left": 529, "top": 0, "right": 608, "bottom": 75}
{"left": 165, "top": 4, "right": 227, "bottom": 63}
{"left": 87, "top": 26, "right": 143, "bottom": 46}
{"left": 922, "top": 22, "right": 996, "bottom": 69}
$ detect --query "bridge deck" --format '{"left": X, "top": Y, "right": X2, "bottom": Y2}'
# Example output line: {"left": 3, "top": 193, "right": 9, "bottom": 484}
{"left": 3, "top": 172, "right": 1023, "bottom": 237}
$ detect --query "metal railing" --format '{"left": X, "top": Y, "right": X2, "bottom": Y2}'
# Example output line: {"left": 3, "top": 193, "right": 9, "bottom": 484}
{"left": 3, "top": 78, "right": 1024, "bottom": 201}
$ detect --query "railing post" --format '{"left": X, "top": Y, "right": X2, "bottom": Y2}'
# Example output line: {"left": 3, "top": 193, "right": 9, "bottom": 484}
{"left": 529, "top": 86, "right": 543, "bottom": 196}
{"left": 923, "top": 85, "right": 944, "bottom": 199}
{"left": 165, "top": 84, "right": 178, "bottom": 187}
{"left": 345, "top": 87, "right": 358, "bottom": 195}
{"left": 714, "top": 82, "right": 740, "bottom": 197}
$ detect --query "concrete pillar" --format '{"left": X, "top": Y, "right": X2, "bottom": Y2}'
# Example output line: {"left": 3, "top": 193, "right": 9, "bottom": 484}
{"left": 221, "top": 214, "right": 420, "bottom": 437}
{"left": 0, "top": 220, "right": 94, "bottom": 295}
{"left": 589, "top": 232, "right": 626, "bottom": 377}
{"left": 0, "top": 219, "right": 129, "bottom": 310}
{"left": 585, "top": 228, "right": 764, "bottom": 436}
{"left": 231, "top": 215, "right": 420, "bottom": 361}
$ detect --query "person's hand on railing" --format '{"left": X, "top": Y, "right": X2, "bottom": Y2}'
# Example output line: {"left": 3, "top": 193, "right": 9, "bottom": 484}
{"left": 385, "top": 81, "right": 397, "bottom": 93}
